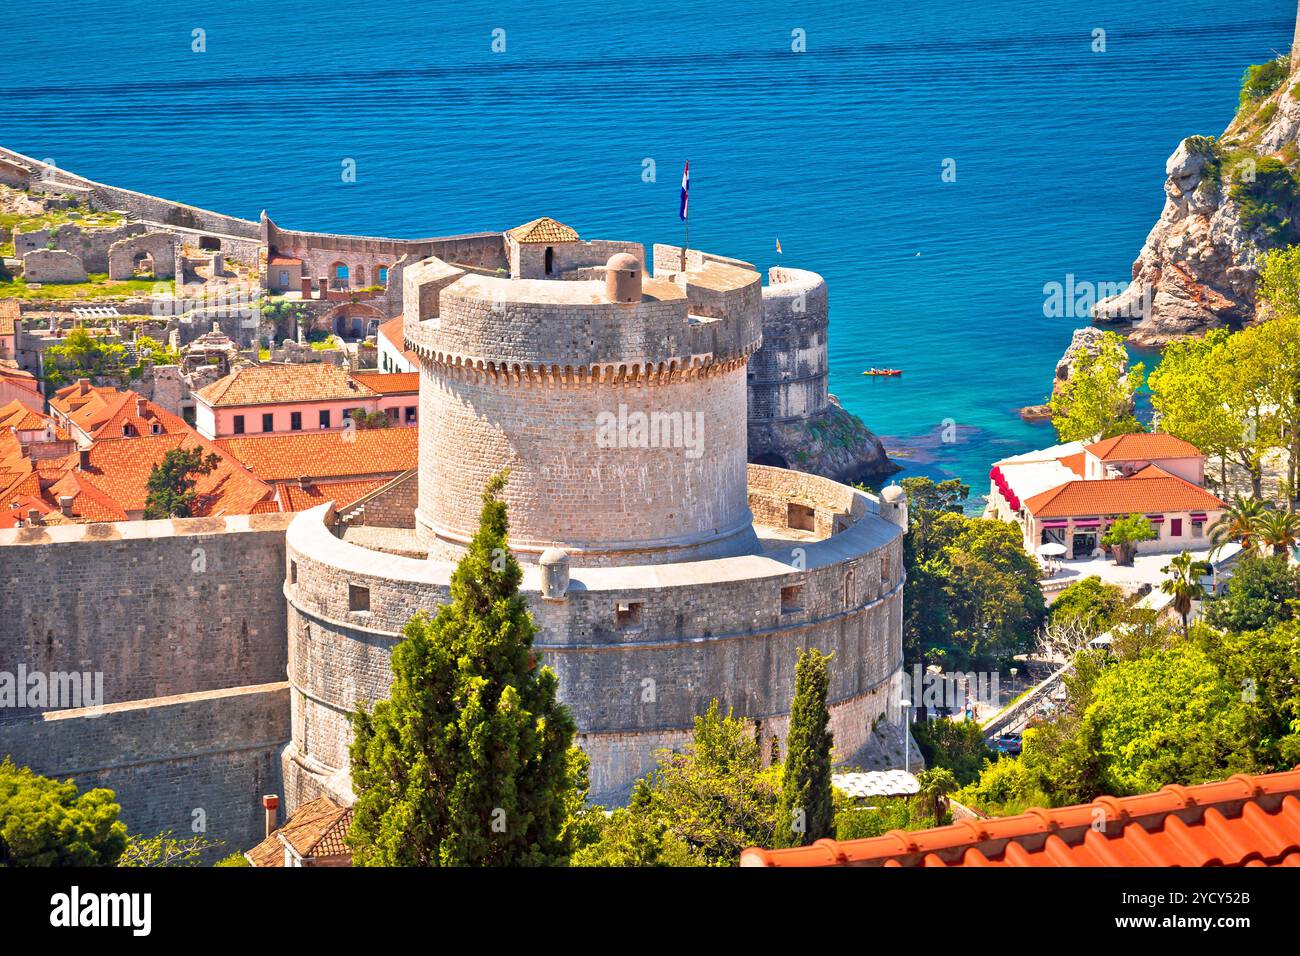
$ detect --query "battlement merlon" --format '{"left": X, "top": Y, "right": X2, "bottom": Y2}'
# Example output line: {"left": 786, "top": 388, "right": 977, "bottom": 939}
{"left": 402, "top": 250, "right": 763, "bottom": 375}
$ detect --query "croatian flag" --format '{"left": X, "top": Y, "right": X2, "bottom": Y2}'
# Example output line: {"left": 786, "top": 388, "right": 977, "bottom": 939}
{"left": 679, "top": 161, "right": 690, "bottom": 221}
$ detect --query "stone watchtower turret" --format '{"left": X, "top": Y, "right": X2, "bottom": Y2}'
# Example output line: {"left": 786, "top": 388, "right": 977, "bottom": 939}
{"left": 403, "top": 224, "right": 765, "bottom": 566}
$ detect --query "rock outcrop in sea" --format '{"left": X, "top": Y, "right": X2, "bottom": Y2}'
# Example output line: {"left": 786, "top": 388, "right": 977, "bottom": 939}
{"left": 1094, "top": 49, "right": 1300, "bottom": 347}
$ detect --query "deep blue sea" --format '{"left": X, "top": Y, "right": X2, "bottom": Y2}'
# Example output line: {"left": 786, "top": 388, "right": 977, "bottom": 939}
{"left": 1, "top": 1, "right": 1293, "bottom": 501}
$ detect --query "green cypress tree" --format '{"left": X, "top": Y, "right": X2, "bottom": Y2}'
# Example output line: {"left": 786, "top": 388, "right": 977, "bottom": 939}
{"left": 347, "top": 472, "right": 582, "bottom": 865}
{"left": 775, "top": 648, "right": 835, "bottom": 847}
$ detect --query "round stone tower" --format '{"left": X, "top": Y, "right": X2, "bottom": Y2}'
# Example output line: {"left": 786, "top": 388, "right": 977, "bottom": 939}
{"left": 749, "top": 267, "right": 829, "bottom": 425}
{"left": 403, "top": 250, "right": 765, "bottom": 566}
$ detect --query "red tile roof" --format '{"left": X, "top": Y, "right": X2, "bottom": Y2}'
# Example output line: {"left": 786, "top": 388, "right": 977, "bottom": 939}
{"left": 246, "top": 796, "right": 352, "bottom": 867}
{"left": 348, "top": 372, "right": 418, "bottom": 395}
{"left": 0, "top": 365, "right": 39, "bottom": 395}
{"left": 195, "top": 364, "right": 378, "bottom": 407}
{"left": 216, "top": 426, "right": 417, "bottom": 482}
{"left": 274, "top": 476, "right": 391, "bottom": 512}
{"left": 741, "top": 768, "right": 1300, "bottom": 867}
{"left": 1086, "top": 433, "right": 1203, "bottom": 461}
{"left": 60, "top": 389, "right": 188, "bottom": 441}
{"left": 1025, "top": 471, "right": 1224, "bottom": 518}
{"left": 50, "top": 380, "right": 122, "bottom": 424}
{"left": 45, "top": 433, "right": 275, "bottom": 519}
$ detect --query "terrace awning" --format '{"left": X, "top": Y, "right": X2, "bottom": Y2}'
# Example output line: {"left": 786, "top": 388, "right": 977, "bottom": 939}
{"left": 1040, "top": 520, "right": 1069, "bottom": 529}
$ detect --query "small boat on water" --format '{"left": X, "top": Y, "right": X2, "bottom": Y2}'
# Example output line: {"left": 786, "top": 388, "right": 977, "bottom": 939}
{"left": 863, "top": 368, "right": 902, "bottom": 377}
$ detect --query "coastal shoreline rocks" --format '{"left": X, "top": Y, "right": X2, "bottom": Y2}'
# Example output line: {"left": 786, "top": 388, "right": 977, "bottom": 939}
{"left": 750, "top": 395, "right": 898, "bottom": 485}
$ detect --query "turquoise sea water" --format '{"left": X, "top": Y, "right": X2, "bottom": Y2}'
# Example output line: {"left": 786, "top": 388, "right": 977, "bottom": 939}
{"left": 1, "top": 1, "right": 1292, "bottom": 503}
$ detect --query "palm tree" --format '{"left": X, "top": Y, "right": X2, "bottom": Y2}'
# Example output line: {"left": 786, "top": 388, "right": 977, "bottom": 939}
{"left": 913, "top": 767, "right": 958, "bottom": 824}
{"left": 1209, "top": 495, "right": 1267, "bottom": 556}
{"left": 1160, "top": 550, "right": 1213, "bottom": 637}
{"left": 1251, "top": 509, "right": 1300, "bottom": 557}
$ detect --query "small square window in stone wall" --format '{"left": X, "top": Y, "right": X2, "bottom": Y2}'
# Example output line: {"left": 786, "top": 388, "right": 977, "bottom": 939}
{"left": 349, "top": 584, "right": 370, "bottom": 613}
{"left": 780, "top": 585, "right": 803, "bottom": 613}
{"left": 616, "top": 601, "right": 643, "bottom": 631}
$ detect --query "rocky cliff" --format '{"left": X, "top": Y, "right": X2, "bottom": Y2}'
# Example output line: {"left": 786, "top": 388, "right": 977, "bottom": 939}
{"left": 1095, "top": 54, "right": 1300, "bottom": 347}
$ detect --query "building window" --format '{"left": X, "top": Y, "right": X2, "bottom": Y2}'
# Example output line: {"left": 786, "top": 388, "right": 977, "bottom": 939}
{"left": 349, "top": 584, "right": 370, "bottom": 613}
{"left": 544, "top": 246, "right": 554, "bottom": 275}
{"left": 1192, "top": 518, "right": 1205, "bottom": 537}
{"left": 290, "top": 560, "right": 297, "bottom": 584}
{"left": 319, "top": 409, "right": 330, "bottom": 429}
{"left": 291, "top": 411, "right": 303, "bottom": 431}
{"left": 278, "top": 270, "right": 289, "bottom": 287}
{"left": 121, "top": 424, "right": 132, "bottom": 437}
{"left": 787, "top": 502, "right": 816, "bottom": 532}
{"left": 335, "top": 263, "right": 349, "bottom": 281}
{"left": 377, "top": 266, "right": 389, "bottom": 285}
{"left": 615, "top": 601, "right": 643, "bottom": 631}
{"left": 1170, "top": 517, "right": 1183, "bottom": 537}
{"left": 844, "top": 569, "right": 855, "bottom": 610}
{"left": 405, "top": 406, "right": 417, "bottom": 424}
{"left": 780, "top": 585, "right": 802, "bottom": 614}
{"left": 262, "top": 412, "right": 274, "bottom": 432}
{"left": 233, "top": 415, "right": 245, "bottom": 435}
{"left": 881, "top": 553, "right": 891, "bottom": 585}
{"left": 151, "top": 422, "right": 162, "bottom": 435}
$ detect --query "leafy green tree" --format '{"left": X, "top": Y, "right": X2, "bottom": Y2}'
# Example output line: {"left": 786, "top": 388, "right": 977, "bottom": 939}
{"left": 349, "top": 408, "right": 390, "bottom": 430}
{"left": 909, "top": 717, "right": 994, "bottom": 786}
{"left": 914, "top": 767, "right": 958, "bottom": 823}
{"left": 214, "top": 852, "right": 251, "bottom": 867}
{"left": 117, "top": 831, "right": 224, "bottom": 867}
{"left": 1048, "top": 576, "right": 1128, "bottom": 633}
{"left": 1101, "top": 514, "right": 1156, "bottom": 566}
{"left": 899, "top": 478, "right": 1044, "bottom": 669}
{"left": 1160, "top": 551, "right": 1212, "bottom": 636}
{"left": 348, "top": 473, "right": 582, "bottom": 866}
{"left": 1204, "top": 555, "right": 1300, "bottom": 633}
{"left": 775, "top": 649, "right": 834, "bottom": 848}
{"left": 0, "top": 759, "right": 127, "bottom": 866}
{"left": 1149, "top": 330, "right": 1275, "bottom": 497}
{"left": 577, "top": 701, "right": 779, "bottom": 866}
{"left": 1080, "top": 643, "right": 1257, "bottom": 795}
{"left": 42, "top": 326, "right": 129, "bottom": 389}
{"left": 1048, "top": 331, "right": 1144, "bottom": 442}
{"left": 143, "top": 447, "right": 220, "bottom": 518}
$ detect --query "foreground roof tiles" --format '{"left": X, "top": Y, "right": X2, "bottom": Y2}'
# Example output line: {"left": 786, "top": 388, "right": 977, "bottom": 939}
{"left": 1086, "top": 433, "right": 1203, "bottom": 461}
{"left": 0, "top": 300, "right": 18, "bottom": 336}
{"left": 195, "top": 363, "right": 378, "bottom": 407}
{"left": 274, "top": 476, "right": 391, "bottom": 512}
{"left": 216, "top": 426, "right": 417, "bottom": 481}
{"left": 741, "top": 768, "right": 1300, "bottom": 867}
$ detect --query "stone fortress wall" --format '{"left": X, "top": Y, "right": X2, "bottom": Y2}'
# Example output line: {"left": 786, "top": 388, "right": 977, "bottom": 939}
{"left": 283, "top": 468, "right": 906, "bottom": 805}
{"left": 0, "top": 515, "right": 293, "bottom": 856}
{"left": 280, "top": 231, "right": 908, "bottom": 808}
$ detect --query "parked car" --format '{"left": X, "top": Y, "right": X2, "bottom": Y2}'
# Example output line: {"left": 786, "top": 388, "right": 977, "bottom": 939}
{"left": 991, "top": 732, "right": 1023, "bottom": 757}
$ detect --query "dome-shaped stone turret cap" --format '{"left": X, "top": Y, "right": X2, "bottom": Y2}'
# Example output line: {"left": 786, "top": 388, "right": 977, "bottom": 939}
{"left": 881, "top": 484, "right": 905, "bottom": 504}
{"left": 605, "top": 253, "right": 642, "bottom": 303}
{"left": 606, "top": 252, "right": 641, "bottom": 271}
{"left": 539, "top": 547, "right": 570, "bottom": 566}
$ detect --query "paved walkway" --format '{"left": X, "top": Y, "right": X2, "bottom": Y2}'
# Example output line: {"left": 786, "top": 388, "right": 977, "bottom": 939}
{"left": 1038, "top": 543, "right": 1239, "bottom": 596}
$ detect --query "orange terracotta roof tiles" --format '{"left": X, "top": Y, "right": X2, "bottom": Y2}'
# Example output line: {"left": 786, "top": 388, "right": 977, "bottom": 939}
{"left": 59, "top": 390, "right": 189, "bottom": 440}
{"left": 47, "top": 433, "right": 275, "bottom": 518}
{"left": 348, "top": 372, "right": 418, "bottom": 395}
{"left": 377, "top": 314, "right": 418, "bottom": 367}
{"left": 275, "top": 476, "right": 391, "bottom": 512}
{"left": 508, "top": 216, "right": 579, "bottom": 244}
{"left": 741, "top": 768, "right": 1300, "bottom": 867}
{"left": 0, "top": 399, "right": 59, "bottom": 434}
{"left": 0, "top": 301, "right": 18, "bottom": 336}
{"left": 246, "top": 796, "right": 352, "bottom": 867}
{"left": 0, "top": 365, "right": 39, "bottom": 394}
{"left": 1086, "top": 433, "right": 1203, "bottom": 461}
{"left": 195, "top": 364, "right": 378, "bottom": 407}
{"left": 216, "top": 426, "right": 417, "bottom": 482}
{"left": 1059, "top": 452, "right": 1087, "bottom": 478}
{"left": 1025, "top": 472, "right": 1224, "bottom": 518}
{"left": 50, "top": 380, "right": 122, "bottom": 421}
{"left": 268, "top": 251, "right": 303, "bottom": 265}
